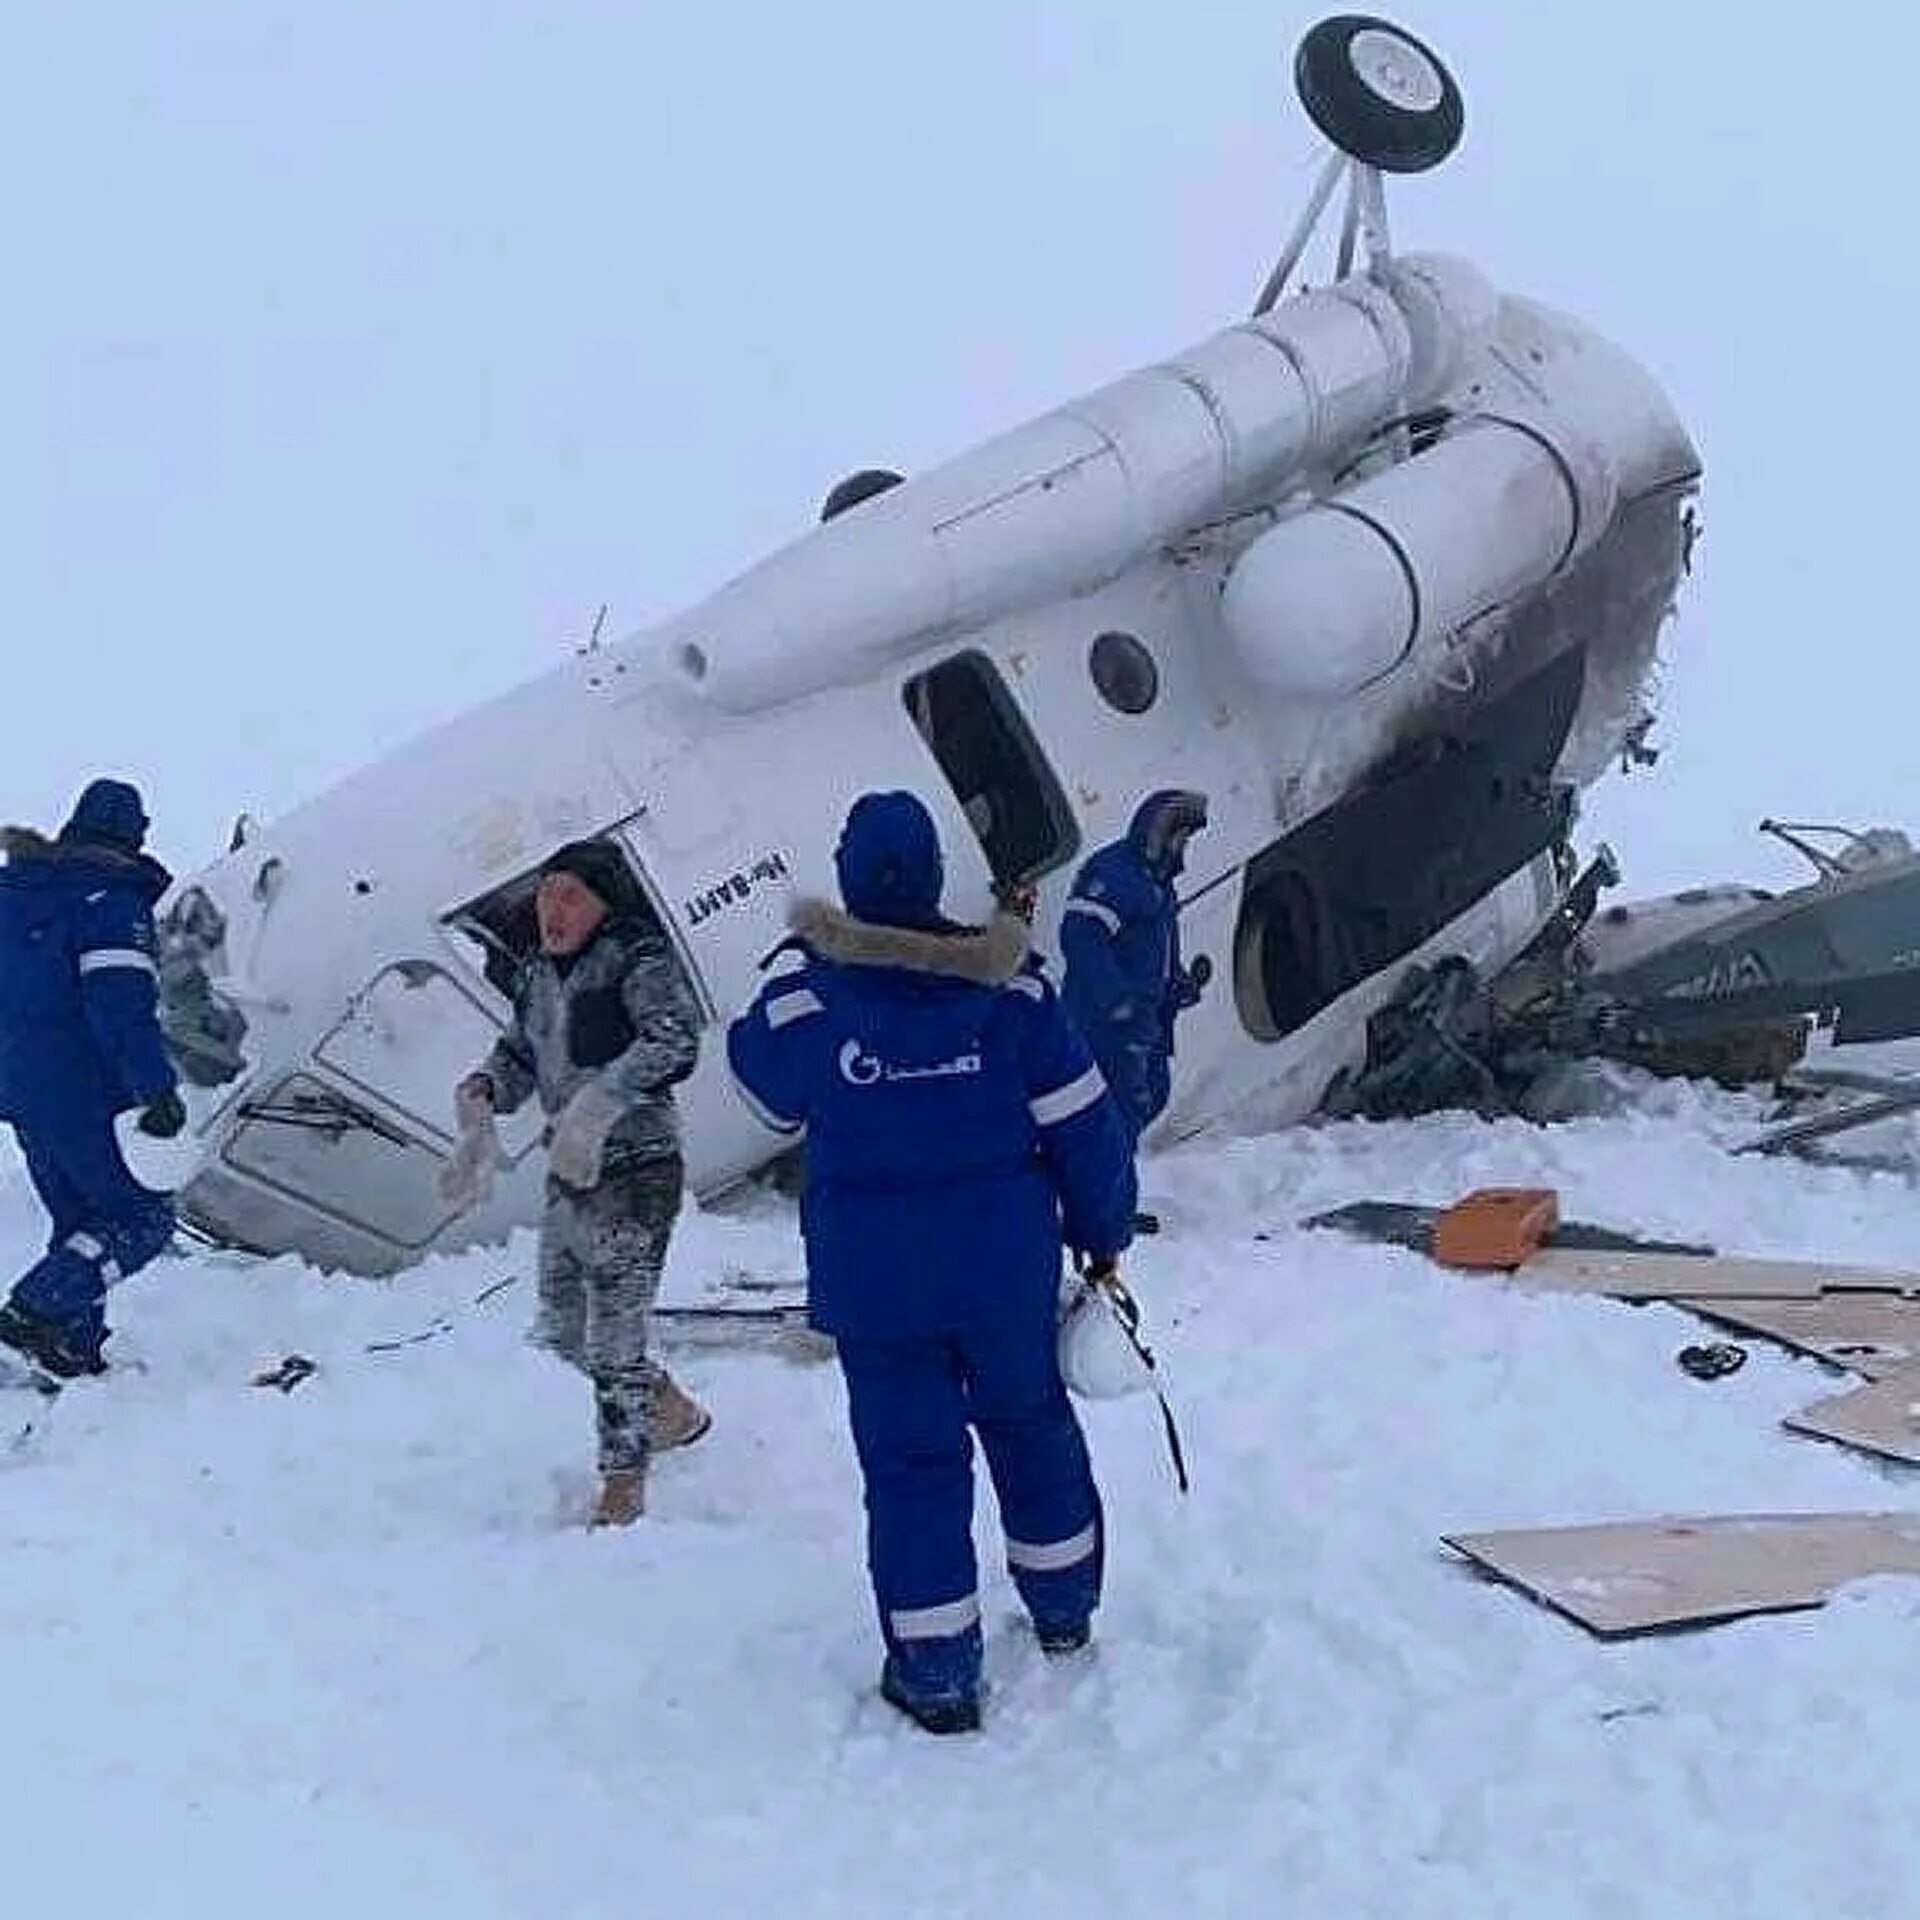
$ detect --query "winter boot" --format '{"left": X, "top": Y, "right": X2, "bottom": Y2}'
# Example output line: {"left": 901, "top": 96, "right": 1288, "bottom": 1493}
{"left": 1034, "top": 1618, "right": 1093, "bottom": 1657}
{"left": 0, "top": 1301, "right": 105, "bottom": 1381}
{"left": 589, "top": 1465, "right": 647, "bottom": 1528}
{"left": 881, "top": 1662, "right": 981, "bottom": 1736}
{"left": 651, "top": 1375, "right": 713, "bottom": 1452}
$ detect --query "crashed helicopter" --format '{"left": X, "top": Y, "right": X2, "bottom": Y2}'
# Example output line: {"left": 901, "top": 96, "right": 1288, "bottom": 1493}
{"left": 150, "top": 15, "right": 1708, "bottom": 1276}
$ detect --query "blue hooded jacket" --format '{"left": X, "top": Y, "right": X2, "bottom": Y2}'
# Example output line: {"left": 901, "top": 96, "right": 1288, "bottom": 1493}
{"left": 1058, "top": 789, "right": 1208, "bottom": 1130}
{"left": 727, "top": 792, "right": 1136, "bottom": 1339}
{"left": 0, "top": 782, "right": 177, "bottom": 1125}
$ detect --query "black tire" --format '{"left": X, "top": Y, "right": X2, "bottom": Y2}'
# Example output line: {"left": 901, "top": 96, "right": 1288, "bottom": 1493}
{"left": 1294, "top": 15, "right": 1463, "bottom": 174}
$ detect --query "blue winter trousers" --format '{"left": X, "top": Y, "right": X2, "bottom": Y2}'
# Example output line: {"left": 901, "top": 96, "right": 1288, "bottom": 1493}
{"left": 1087, "top": 1034, "right": 1169, "bottom": 1152}
{"left": 8, "top": 1109, "right": 174, "bottom": 1359}
{"left": 836, "top": 1305, "right": 1103, "bottom": 1708}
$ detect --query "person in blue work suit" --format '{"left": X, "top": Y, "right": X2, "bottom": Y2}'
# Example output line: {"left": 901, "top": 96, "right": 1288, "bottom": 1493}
{"left": 0, "top": 780, "right": 183, "bottom": 1378}
{"left": 1059, "top": 792, "right": 1211, "bottom": 1217}
{"left": 728, "top": 791, "right": 1137, "bottom": 1735}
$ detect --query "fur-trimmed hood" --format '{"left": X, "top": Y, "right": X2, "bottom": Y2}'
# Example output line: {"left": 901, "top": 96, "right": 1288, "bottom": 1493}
{"left": 1, "top": 827, "right": 55, "bottom": 864}
{"left": 789, "top": 899, "right": 1030, "bottom": 986}
{"left": 0, "top": 825, "right": 170, "bottom": 899}
{"left": 1127, "top": 789, "right": 1209, "bottom": 879}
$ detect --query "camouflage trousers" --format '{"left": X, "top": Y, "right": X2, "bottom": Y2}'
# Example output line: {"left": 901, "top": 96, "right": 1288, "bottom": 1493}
{"left": 535, "top": 1148, "right": 683, "bottom": 1472}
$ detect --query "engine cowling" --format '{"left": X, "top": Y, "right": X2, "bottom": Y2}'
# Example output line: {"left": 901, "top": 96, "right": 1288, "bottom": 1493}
{"left": 1220, "top": 411, "right": 1619, "bottom": 700}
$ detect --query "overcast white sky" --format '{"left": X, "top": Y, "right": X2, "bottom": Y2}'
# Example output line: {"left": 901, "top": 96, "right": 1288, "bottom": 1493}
{"left": 3, "top": 2, "right": 1910, "bottom": 894}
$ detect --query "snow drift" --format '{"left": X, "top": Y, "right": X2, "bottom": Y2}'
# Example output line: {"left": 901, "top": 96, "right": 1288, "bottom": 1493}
{"left": 4, "top": 1087, "right": 1920, "bottom": 1918}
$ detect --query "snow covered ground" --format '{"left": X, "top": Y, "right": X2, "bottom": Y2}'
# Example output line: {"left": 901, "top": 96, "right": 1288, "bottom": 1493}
{"left": 6, "top": 1091, "right": 1920, "bottom": 1919}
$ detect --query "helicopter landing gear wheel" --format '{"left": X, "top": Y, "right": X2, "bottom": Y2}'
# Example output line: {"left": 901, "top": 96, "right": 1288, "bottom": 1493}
{"left": 1294, "top": 15, "right": 1464, "bottom": 174}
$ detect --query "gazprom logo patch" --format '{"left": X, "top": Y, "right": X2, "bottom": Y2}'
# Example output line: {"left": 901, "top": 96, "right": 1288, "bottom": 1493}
{"left": 839, "top": 1041, "right": 883, "bottom": 1086}
{"left": 838, "top": 1039, "right": 983, "bottom": 1087}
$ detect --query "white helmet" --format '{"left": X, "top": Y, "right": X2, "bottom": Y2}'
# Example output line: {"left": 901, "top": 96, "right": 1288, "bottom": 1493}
{"left": 1058, "top": 1271, "right": 1154, "bottom": 1400}
{"left": 113, "top": 1105, "right": 201, "bottom": 1196}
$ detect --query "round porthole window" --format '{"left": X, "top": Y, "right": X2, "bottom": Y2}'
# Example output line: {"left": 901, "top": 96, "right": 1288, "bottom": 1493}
{"left": 1090, "top": 631, "right": 1159, "bottom": 715}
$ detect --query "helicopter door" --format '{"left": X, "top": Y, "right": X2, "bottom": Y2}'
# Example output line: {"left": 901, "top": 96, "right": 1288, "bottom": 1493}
{"left": 902, "top": 648, "right": 1081, "bottom": 890}
{"left": 441, "top": 832, "right": 712, "bottom": 1028}
{"left": 966, "top": 589, "right": 1241, "bottom": 905}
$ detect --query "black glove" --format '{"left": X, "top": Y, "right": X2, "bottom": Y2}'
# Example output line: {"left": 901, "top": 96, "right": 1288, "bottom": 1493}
{"left": 1168, "top": 955, "right": 1211, "bottom": 1016}
{"left": 137, "top": 1089, "right": 187, "bottom": 1139}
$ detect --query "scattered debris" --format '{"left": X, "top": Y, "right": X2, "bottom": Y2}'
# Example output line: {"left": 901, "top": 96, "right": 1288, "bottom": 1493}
{"left": 363, "top": 1315, "right": 457, "bottom": 1356}
{"left": 1308, "top": 1194, "right": 1918, "bottom": 1299}
{"left": 1595, "top": 1701, "right": 1663, "bottom": 1724}
{"left": 1443, "top": 1513, "right": 1920, "bottom": 1636}
{"left": 1784, "top": 1370, "right": 1920, "bottom": 1468}
{"left": 1325, "top": 821, "right": 1920, "bottom": 1131}
{"left": 1301, "top": 1199, "right": 1712, "bottom": 1259}
{"left": 1682, "top": 1294, "right": 1920, "bottom": 1381}
{"left": 1431, "top": 1187, "right": 1560, "bottom": 1271}
{"left": 1676, "top": 1341, "right": 1747, "bottom": 1381}
{"left": 251, "top": 1354, "right": 318, "bottom": 1394}
{"left": 1513, "top": 1247, "right": 1920, "bottom": 1301}
{"left": 364, "top": 1274, "right": 521, "bottom": 1355}
{"left": 1737, "top": 1077, "right": 1920, "bottom": 1159}
{"left": 653, "top": 1305, "right": 829, "bottom": 1361}
{"left": 1329, "top": 1187, "right": 1920, "bottom": 1630}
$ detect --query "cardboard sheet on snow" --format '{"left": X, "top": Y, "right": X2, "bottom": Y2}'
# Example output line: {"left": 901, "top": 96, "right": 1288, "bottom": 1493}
{"left": 1444, "top": 1514, "right": 1920, "bottom": 1636}
{"left": 1784, "top": 1370, "right": 1920, "bottom": 1465}
{"left": 1683, "top": 1294, "right": 1920, "bottom": 1380}
{"left": 1510, "top": 1248, "right": 1920, "bottom": 1300}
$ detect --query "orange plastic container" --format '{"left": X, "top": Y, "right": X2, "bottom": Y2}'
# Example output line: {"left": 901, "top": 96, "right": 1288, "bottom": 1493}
{"left": 1431, "top": 1187, "right": 1561, "bottom": 1271}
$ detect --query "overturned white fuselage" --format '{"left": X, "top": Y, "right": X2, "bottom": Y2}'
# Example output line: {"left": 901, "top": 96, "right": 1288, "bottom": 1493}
{"left": 156, "top": 25, "right": 1699, "bottom": 1275}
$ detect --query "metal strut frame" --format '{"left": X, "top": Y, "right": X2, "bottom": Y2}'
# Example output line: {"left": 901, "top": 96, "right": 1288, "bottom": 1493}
{"left": 1252, "top": 152, "right": 1395, "bottom": 316}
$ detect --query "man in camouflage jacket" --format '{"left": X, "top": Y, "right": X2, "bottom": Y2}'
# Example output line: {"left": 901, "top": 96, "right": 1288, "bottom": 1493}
{"left": 446, "top": 838, "right": 708, "bottom": 1526}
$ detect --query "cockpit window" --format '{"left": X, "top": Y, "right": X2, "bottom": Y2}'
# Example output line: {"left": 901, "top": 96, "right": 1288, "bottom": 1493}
{"left": 902, "top": 650, "right": 1079, "bottom": 888}
{"left": 224, "top": 1072, "right": 465, "bottom": 1249}
{"left": 315, "top": 962, "right": 526, "bottom": 1147}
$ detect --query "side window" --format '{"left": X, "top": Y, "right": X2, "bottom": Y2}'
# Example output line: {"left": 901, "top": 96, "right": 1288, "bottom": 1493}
{"left": 902, "top": 650, "right": 1080, "bottom": 888}
{"left": 1089, "top": 631, "right": 1160, "bottom": 715}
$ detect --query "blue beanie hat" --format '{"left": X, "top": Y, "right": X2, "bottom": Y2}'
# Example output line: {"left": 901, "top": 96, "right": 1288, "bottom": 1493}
{"left": 834, "top": 792, "right": 945, "bottom": 928}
